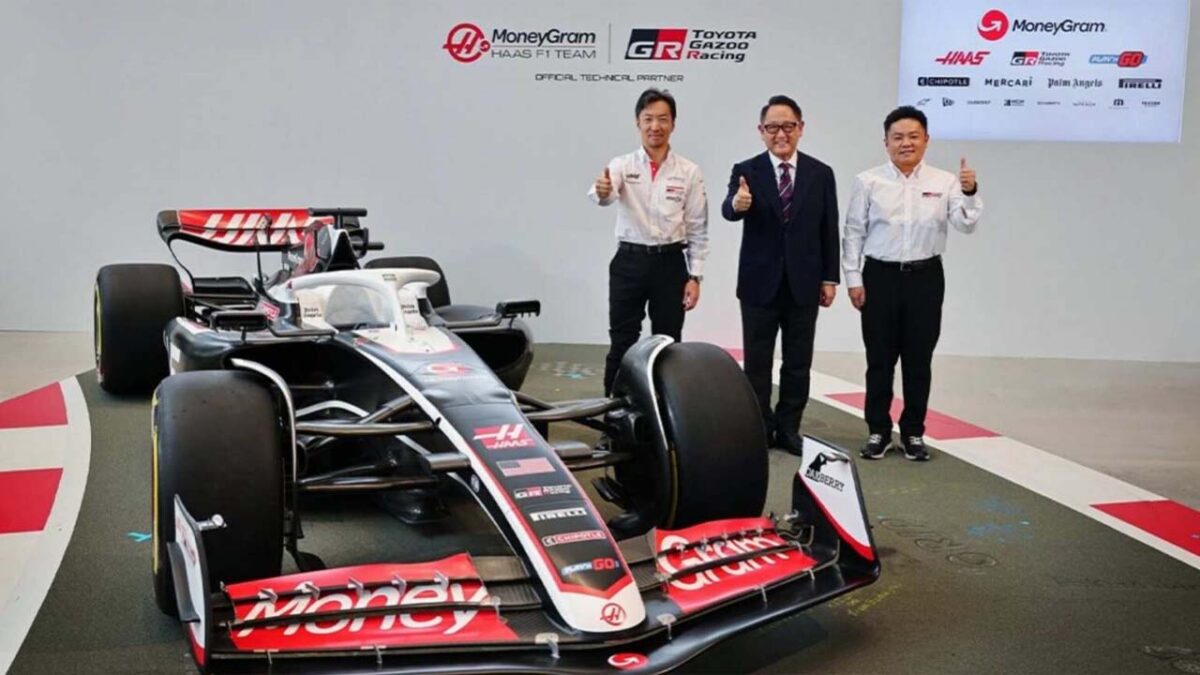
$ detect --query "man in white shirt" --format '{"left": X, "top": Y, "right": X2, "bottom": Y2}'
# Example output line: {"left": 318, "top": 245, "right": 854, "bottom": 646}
{"left": 842, "top": 106, "right": 983, "bottom": 461}
{"left": 588, "top": 88, "right": 709, "bottom": 396}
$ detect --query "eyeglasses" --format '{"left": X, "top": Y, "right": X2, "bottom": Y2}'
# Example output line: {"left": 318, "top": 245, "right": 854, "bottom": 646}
{"left": 761, "top": 122, "right": 800, "bottom": 135}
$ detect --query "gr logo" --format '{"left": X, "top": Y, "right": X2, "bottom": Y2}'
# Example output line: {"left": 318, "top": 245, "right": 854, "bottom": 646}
{"left": 626, "top": 28, "right": 687, "bottom": 60}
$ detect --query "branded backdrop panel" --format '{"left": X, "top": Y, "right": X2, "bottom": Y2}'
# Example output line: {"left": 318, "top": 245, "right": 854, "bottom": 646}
{"left": 898, "top": 0, "right": 1190, "bottom": 142}
{"left": 1, "top": 1, "right": 1199, "bottom": 362}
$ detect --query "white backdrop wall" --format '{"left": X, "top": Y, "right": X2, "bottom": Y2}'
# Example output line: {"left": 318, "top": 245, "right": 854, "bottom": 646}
{"left": 1, "top": 0, "right": 1197, "bottom": 362}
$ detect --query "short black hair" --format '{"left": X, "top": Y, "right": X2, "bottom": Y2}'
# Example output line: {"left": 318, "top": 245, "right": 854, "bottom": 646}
{"left": 759, "top": 95, "right": 803, "bottom": 122}
{"left": 635, "top": 88, "right": 677, "bottom": 120}
{"left": 884, "top": 106, "right": 928, "bottom": 134}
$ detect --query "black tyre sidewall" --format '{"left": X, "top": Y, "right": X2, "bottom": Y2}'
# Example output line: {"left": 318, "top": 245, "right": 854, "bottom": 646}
{"left": 655, "top": 343, "right": 769, "bottom": 529}
{"left": 95, "top": 264, "right": 184, "bottom": 394}
{"left": 152, "top": 371, "right": 285, "bottom": 616}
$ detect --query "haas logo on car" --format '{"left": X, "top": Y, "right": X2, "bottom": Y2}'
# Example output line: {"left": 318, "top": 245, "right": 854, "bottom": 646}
{"left": 472, "top": 423, "right": 535, "bottom": 450}
{"left": 600, "top": 603, "right": 627, "bottom": 626}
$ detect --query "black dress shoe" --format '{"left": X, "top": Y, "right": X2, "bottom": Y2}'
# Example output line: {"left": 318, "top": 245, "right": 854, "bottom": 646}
{"left": 778, "top": 433, "right": 805, "bottom": 456}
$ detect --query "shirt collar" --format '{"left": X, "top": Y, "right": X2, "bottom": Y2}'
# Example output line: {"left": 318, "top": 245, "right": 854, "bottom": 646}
{"left": 769, "top": 151, "right": 798, "bottom": 173}
{"left": 637, "top": 145, "right": 671, "bottom": 168}
{"left": 888, "top": 159, "right": 925, "bottom": 179}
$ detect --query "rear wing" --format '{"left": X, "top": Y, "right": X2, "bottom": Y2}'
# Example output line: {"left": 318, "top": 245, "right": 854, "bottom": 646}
{"left": 157, "top": 209, "right": 355, "bottom": 253}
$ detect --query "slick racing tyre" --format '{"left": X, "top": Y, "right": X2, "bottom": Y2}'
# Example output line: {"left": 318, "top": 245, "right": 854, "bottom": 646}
{"left": 623, "top": 342, "right": 769, "bottom": 530}
{"left": 152, "top": 371, "right": 285, "bottom": 617}
{"left": 94, "top": 264, "right": 184, "bottom": 394}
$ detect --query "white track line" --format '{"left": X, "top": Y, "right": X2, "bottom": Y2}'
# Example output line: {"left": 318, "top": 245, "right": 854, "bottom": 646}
{"left": 0, "top": 378, "right": 92, "bottom": 674}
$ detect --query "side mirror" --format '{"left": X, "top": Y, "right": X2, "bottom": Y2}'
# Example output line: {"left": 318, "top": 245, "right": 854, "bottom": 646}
{"left": 495, "top": 300, "right": 541, "bottom": 319}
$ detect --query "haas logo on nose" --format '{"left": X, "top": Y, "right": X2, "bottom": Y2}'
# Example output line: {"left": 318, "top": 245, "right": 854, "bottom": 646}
{"left": 978, "top": 9, "right": 1009, "bottom": 41}
{"left": 600, "top": 603, "right": 627, "bottom": 626}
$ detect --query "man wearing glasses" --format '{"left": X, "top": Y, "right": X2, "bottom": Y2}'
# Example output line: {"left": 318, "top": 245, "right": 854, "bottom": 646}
{"left": 589, "top": 88, "right": 709, "bottom": 397}
{"left": 721, "top": 95, "right": 840, "bottom": 455}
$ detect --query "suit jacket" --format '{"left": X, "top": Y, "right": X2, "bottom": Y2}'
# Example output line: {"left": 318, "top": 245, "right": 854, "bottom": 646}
{"left": 721, "top": 151, "right": 840, "bottom": 306}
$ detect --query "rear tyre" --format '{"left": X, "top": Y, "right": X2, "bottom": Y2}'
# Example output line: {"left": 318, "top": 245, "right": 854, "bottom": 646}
{"left": 152, "top": 371, "right": 285, "bottom": 617}
{"left": 622, "top": 343, "right": 769, "bottom": 530}
{"left": 94, "top": 264, "right": 184, "bottom": 394}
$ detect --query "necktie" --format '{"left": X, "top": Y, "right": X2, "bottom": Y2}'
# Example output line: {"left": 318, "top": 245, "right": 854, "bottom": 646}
{"left": 779, "top": 163, "right": 793, "bottom": 221}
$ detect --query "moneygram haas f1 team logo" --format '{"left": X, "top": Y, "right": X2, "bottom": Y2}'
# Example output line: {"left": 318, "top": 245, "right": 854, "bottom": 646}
{"left": 978, "top": 9, "right": 1010, "bottom": 41}
{"left": 626, "top": 28, "right": 687, "bottom": 60}
{"left": 444, "top": 22, "right": 491, "bottom": 63}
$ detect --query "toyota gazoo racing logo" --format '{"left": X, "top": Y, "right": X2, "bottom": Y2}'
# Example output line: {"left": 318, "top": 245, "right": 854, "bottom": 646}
{"left": 443, "top": 23, "right": 491, "bottom": 63}
{"left": 978, "top": 8, "right": 1106, "bottom": 40}
{"left": 1010, "top": 50, "right": 1069, "bottom": 67}
{"left": 513, "top": 483, "right": 572, "bottom": 499}
{"left": 444, "top": 22, "right": 597, "bottom": 62}
{"left": 600, "top": 602, "right": 627, "bottom": 626}
{"left": 934, "top": 50, "right": 989, "bottom": 66}
{"left": 608, "top": 653, "right": 650, "bottom": 670}
{"left": 472, "top": 423, "right": 536, "bottom": 450}
{"left": 978, "top": 9, "right": 1009, "bottom": 41}
{"left": 625, "top": 28, "right": 756, "bottom": 63}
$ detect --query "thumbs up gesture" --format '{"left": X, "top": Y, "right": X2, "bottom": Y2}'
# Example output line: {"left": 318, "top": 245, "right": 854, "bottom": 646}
{"left": 959, "top": 157, "right": 977, "bottom": 193}
{"left": 733, "top": 175, "right": 753, "bottom": 213}
{"left": 595, "top": 167, "right": 613, "bottom": 200}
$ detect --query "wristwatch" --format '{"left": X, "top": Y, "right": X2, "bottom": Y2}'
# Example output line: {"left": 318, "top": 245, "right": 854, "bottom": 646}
{"left": 688, "top": 274, "right": 702, "bottom": 283}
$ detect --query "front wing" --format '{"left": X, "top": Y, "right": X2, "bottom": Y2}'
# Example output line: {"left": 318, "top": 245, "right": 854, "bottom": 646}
{"left": 170, "top": 437, "right": 878, "bottom": 673}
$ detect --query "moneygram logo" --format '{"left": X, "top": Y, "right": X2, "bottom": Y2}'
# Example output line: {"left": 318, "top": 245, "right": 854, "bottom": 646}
{"left": 443, "top": 23, "right": 491, "bottom": 63}
{"left": 443, "top": 22, "right": 598, "bottom": 63}
{"left": 978, "top": 9, "right": 1106, "bottom": 41}
{"left": 626, "top": 28, "right": 756, "bottom": 63}
{"left": 978, "top": 9, "right": 1009, "bottom": 41}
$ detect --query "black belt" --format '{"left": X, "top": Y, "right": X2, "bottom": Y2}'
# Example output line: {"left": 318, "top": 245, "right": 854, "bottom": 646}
{"left": 618, "top": 241, "right": 687, "bottom": 254}
{"left": 866, "top": 255, "right": 942, "bottom": 272}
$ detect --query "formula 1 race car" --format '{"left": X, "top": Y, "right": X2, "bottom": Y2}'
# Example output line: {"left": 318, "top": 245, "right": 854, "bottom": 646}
{"left": 93, "top": 208, "right": 879, "bottom": 673}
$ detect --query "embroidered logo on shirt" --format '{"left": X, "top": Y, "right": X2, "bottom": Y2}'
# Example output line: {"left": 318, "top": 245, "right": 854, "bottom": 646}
{"left": 624, "top": 172, "right": 642, "bottom": 183}
{"left": 921, "top": 191, "right": 944, "bottom": 198}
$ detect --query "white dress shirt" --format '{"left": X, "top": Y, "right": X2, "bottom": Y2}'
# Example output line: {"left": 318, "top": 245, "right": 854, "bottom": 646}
{"left": 842, "top": 160, "right": 983, "bottom": 288}
{"left": 588, "top": 146, "right": 710, "bottom": 277}
{"left": 768, "top": 150, "right": 799, "bottom": 186}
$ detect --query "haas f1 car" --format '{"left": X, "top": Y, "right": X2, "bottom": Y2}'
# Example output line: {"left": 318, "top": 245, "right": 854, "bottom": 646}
{"left": 93, "top": 208, "right": 879, "bottom": 673}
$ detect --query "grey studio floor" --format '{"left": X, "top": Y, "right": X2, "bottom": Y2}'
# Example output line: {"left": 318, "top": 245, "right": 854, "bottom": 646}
{"left": 3, "top": 330, "right": 1196, "bottom": 510}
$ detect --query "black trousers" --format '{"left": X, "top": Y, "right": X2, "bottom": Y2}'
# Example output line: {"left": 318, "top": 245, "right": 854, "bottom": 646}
{"left": 604, "top": 247, "right": 688, "bottom": 395}
{"left": 861, "top": 257, "right": 945, "bottom": 438}
{"left": 740, "top": 276, "right": 818, "bottom": 439}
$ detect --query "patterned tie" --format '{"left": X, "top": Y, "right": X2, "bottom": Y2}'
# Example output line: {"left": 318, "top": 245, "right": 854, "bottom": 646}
{"left": 779, "top": 162, "right": 793, "bottom": 221}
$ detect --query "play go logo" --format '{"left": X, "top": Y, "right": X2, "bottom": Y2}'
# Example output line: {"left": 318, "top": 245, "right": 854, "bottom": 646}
{"left": 978, "top": 9, "right": 1009, "bottom": 41}
{"left": 472, "top": 423, "right": 535, "bottom": 450}
{"left": 443, "top": 23, "right": 491, "bottom": 63}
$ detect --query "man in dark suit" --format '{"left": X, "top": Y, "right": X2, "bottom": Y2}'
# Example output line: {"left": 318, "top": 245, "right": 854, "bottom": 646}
{"left": 721, "top": 95, "right": 840, "bottom": 455}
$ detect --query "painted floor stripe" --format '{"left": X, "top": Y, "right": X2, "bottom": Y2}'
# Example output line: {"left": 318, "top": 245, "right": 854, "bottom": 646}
{"left": 826, "top": 391, "right": 999, "bottom": 440}
{"left": 0, "top": 378, "right": 91, "bottom": 674}
{"left": 1092, "top": 500, "right": 1200, "bottom": 558}
{"left": 0, "top": 469, "right": 63, "bottom": 534}
{"left": 801, "top": 367, "right": 1200, "bottom": 571}
{"left": 0, "top": 384, "right": 67, "bottom": 430}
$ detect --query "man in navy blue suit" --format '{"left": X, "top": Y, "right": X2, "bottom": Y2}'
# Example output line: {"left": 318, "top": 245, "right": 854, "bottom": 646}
{"left": 721, "top": 95, "right": 840, "bottom": 455}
